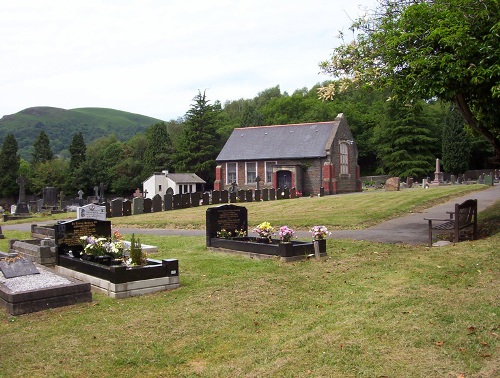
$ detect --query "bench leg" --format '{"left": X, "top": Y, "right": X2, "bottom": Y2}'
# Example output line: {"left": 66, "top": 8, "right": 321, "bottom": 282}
{"left": 428, "top": 220, "right": 433, "bottom": 247}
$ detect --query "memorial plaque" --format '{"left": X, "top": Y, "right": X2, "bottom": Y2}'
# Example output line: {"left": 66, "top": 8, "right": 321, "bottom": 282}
{"left": 55, "top": 219, "right": 111, "bottom": 255}
{"left": 152, "top": 194, "right": 162, "bottom": 212}
{"left": 77, "top": 204, "right": 106, "bottom": 220}
{"left": 206, "top": 205, "right": 248, "bottom": 246}
{"left": 0, "top": 258, "right": 39, "bottom": 279}
{"left": 221, "top": 190, "right": 228, "bottom": 203}
{"left": 143, "top": 198, "right": 152, "bottom": 213}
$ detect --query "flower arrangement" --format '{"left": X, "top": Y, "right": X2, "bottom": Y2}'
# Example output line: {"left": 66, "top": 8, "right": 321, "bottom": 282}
{"left": 252, "top": 221, "right": 274, "bottom": 240}
{"left": 217, "top": 228, "right": 247, "bottom": 239}
{"left": 79, "top": 230, "right": 124, "bottom": 259}
{"left": 310, "top": 225, "right": 331, "bottom": 240}
{"left": 279, "top": 225, "right": 295, "bottom": 243}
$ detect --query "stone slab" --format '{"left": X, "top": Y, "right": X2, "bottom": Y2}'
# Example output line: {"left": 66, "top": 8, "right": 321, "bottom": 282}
{"left": 0, "top": 258, "right": 39, "bottom": 278}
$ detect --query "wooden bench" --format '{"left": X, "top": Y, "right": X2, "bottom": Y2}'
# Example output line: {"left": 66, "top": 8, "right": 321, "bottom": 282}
{"left": 425, "top": 199, "right": 478, "bottom": 247}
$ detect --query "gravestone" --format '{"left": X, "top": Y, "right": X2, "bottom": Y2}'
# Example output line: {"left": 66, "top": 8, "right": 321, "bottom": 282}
{"left": 202, "top": 192, "right": 210, "bottom": 206}
{"left": 205, "top": 204, "right": 248, "bottom": 247}
{"left": 54, "top": 219, "right": 111, "bottom": 255}
{"left": 246, "top": 189, "right": 253, "bottom": 202}
{"left": 132, "top": 197, "right": 144, "bottom": 215}
{"left": 283, "top": 188, "right": 290, "bottom": 199}
{"left": 432, "top": 158, "right": 444, "bottom": 185}
{"left": 221, "top": 190, "right": 229, "bottom": 203}
{"left": 152, "top": 194, "right": 162, "bottom": 212}
{"left": 269, "top": 188, "right": 276, "bottom": 200}
{"left": 406, "top": 178, "right": 414, "bottom": 188}
{"left": 478, "top": 173, "right": 485, "bottom": 184}
{"left": 255, "top": 189, "right": 261, "bottom": 202}
{"left": 0, "top": 258, "right": 40, "bottom": 279}
{"left": 319, "top": 187, "right": 324, "bottom": 197}
{"left": 385, "top": 177, "right": 400, "bottom": 191}
{"left": 111, "top": 198, "right": 123, "bottom": 217}
{"left": 255, "top": 176, "right": 261, "bottom": 190}
{"left": 238, "top": 189, "right": 246, "bottom": 202}
{"left": 78, "top": 189, "right": 84, "bottom": 206}
{"left": 164, "top": 194, "right": 173, "bottom": 211}
{"left": 15, "top": 174, "right": 29, "bottom": 214}
{"left": 143, "top": 198, "right": 152, "bottom": 213}
{"left": 191, "top": 192, "right": 200, "bottom": 207}
{"left": 212, "top": 190, "right": 220, "bottom": 205}
{"left": 104, "top": 202, "right": 112, "bottom": 218}
{"left": 132, "top": 188, "right": 142, "bottom": 198}
{"left": 450, "top": 175, "right": 456, "bottom": 185}
{"left": 229, "top": 192, "right": 237, "bottom": 203}
{"left": 172, "top": 194, "right": 182, "bottom": 210}
{"left": 262, "top": 188, "right": 269, "bottom": 201}
{"left": 290, "top": 188, "right": 296, "bottom": 199}
{"left": 43, "top": 187, "right": 58, "bottom": 208}
{"left": 122, "top": 199, "right": 132, "bottom": 216}
{"left": 276, "top": 188, "right": 283, "bottom": 200}
{"left": 484, "top": 174, "right": 493, "bottom": 186}
{"left": 182, "top": 193, "right": 191, "bottom": 208}
{"left": 77, "top": 204, "right": 106, "bottom": 220}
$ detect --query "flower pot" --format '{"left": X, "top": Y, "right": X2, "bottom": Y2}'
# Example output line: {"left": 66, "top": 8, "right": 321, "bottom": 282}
{"left": 313, "top": 240, "right": 321, "bottom": 260}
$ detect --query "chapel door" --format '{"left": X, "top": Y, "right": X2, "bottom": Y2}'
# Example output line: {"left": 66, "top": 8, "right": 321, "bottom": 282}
{"left": 277, "top": 170, "right": 291, "bottom": 189}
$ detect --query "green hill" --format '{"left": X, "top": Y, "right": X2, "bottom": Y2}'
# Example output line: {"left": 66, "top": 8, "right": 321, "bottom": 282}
{"left": 0, "top": 106, "right": 164, "bottom": 160}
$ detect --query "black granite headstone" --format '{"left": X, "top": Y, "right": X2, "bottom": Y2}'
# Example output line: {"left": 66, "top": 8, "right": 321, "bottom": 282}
{"left": 152, "top": 194, "right": 162, "bottom": 212}
{"left": 254, "top": 189, "right": 261, "bottom": 202}
{"left": 262, "top": 188, "right": 269, "bottom": 201}
{"left": 172, "top": 194, "right": 182, "bottom": 210}
{"left": 206, "top": 204, "right": 248, "bottom": 246}
{"left": 269, "top": 188, "right": 276, "bottom": 200}
{"left": 202, "top": 192, "right": 210, "bottom": 206}
{"left": 246, "top": 189, "right": 253, "bottom": 202}
{"left": 221, "top": 190, "right": 229, "bottom": 203}
{"left": 122, "top": 199, "right": 132, "bottom": 216}
{"left": 0, "top": 258, "right": 39, "bottom": 278}
{"left": 229, "top": 192, "right": 237, "bottom": 203}
{"left": 54, "top": 219, "right": 111, "bottom": 255}
{"left": 164, "top": 193, "right": 173, "bottom": 210}
{"left": 191, "top": 192, "right": 200, "bottom": 207}
{"left": 290, "top": 188, "right": 296, "bottom": 198}
{"left": 238, "top": 189, "right": 246, "bottom": 202}
{"left": 283, "top": 188, "right": 290, "bottom": 199}
{"left": 111, "top": 199, "right": 123, "bottom": 217}
{"left": 212, "top": 190, "right": 220, "bottom": 205}
{"left": 182, "top": 193, "right": 191, "bottom": 208}
{"left": 143, "top": 198, "right": 152, "bottom": 213}
{"left": 276, "top": 188, "right": 283, "bottom": 200}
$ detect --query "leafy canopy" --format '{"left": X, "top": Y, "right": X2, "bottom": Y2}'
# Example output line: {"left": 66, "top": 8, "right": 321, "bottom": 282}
{"left": 319, "top": 0, "right": 500, "bottom": 159}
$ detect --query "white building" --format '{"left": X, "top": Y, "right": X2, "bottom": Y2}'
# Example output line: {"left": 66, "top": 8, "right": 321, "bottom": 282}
{"left": 142, "top": 171, "right": 206, "bottom": 198}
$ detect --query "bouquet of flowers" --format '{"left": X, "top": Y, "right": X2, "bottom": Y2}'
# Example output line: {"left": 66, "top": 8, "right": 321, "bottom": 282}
{"left": 310, "top": 225, "right": 331, "bottom": 240}
{"left": 252, "top": 221, "right": 274, "bottom": 240}
{"left": 80, "top": 235, "right": 108, "bottom": 256}
{"left": 279, "top": 225, "right": 295, "bottom": 243}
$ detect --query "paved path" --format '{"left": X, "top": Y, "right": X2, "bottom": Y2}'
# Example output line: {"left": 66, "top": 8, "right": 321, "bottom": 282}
{"left": 3, "top": 184, "right": 498, "bottom": 245}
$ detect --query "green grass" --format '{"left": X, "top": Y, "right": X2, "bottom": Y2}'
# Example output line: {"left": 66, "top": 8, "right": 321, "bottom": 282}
{"left": 0, "top": 186, "right": 498, "bottom": 377}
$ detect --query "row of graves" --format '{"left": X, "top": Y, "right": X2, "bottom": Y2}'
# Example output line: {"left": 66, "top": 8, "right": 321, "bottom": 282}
{"left": 100, "top": 186, "right": 302, "bottom": 218}
{"left": 0, "top": 210, "right": 180, "bottom": 315}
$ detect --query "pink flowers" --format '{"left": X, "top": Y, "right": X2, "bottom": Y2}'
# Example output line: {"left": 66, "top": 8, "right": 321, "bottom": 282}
{"left": 279, "top": 226, "right": 295, "bottom": 243}
{"left": 310, "top": 226, "right": 331, "bottom": 240}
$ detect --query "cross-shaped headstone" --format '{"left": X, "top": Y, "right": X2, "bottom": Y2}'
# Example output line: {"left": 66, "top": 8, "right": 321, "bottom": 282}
{"left": 78, "top": 189, "right": 84, "bottom": 200}
{"left": 255, "top": 175, "right": 261, "bottom": 190}
{"left": 16, "top": 174, "right": 27, "bottom": 203}
{"left": 230, "top": 181, "right": 237, "bottom": 193}
{"left": 133, "top": 188, "right": 142, "bottom": 197}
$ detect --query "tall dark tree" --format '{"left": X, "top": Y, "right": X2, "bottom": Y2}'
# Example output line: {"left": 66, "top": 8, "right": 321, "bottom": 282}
{"left": 173, "top": 91, "right": 221, "bottom": 185}
{"left": 142, "top": 122, "right": 174, "bottom": 177}
{"left": 69, "top": 132, "right": 86, "bottom": 170}
{"left": 0, "top": 133, "right": 21, "bottom": 197}
{"left": 32, "top": 130, "right": 53, "bottom": 165}
{"left": 442, "top": 106, "right": 471, "bottom": 174}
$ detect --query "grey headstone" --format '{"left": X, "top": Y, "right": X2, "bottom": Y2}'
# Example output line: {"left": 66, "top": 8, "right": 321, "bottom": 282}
{"left": 0, "top": 258, "right": 40, "bottom": 278}
{"left": 152, "top": 194, "right": 162, "bottom": 212}
{"left": 132, "top": 197, "right": 144, "bottom": 215}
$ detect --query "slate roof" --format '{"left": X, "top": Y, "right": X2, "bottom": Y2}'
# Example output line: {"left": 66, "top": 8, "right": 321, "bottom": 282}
{"left": 165, "top": 173, "right": 206, "bottom": 184}
{"left": 216, "top": 119, "right": 340, "bottom": 162}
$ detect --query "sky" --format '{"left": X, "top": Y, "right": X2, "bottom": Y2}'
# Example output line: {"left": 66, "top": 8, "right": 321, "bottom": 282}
{"left": 1, "top": 0, "right": 377, "bottom": 121}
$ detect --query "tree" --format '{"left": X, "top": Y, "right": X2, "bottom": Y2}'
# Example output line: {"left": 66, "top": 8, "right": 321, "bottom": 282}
{"left": 319, "top": 0, "right": 500, "bottom": 162}
{"left": 69, "top": 132, "right": 86, "bottom": 171}
{"left": 142, "top": 122, "right": 174, "bottom": 176}
{"left": 0, "top": 133, "right": 21, "bottom": 197}
{"left": 173, "top": 91, "right": 221, "bottom": 185}
{"left": 32, "top": 130, "right": 53, "bottom": 165}
{"left": 442, "top": 106, "right": 471, "bottom": 174}
{"left": 29, "top": 158, "right": 70, "bottom": 194}
{"left": 373, "top": 101, "right": 436, "bottom": 177}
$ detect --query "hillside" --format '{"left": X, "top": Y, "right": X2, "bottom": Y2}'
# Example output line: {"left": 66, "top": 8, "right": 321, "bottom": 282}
{"left": 0, "top": 106, "right": 164, "bottom": 160}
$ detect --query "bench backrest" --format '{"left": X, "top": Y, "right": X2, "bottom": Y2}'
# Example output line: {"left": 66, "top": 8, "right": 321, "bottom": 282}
{"left": 455, "top": 199, "right": 477, "bottom": 226}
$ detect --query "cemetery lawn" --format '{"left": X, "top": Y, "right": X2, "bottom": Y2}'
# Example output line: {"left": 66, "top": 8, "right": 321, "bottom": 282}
{"left": 0, "top": 191, "right": 498, "bottom": 377}
{"left": 109, "top": 184, "right": 489, "bottom": 230}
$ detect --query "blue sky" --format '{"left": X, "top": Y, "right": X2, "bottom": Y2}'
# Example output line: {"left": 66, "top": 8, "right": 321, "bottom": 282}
{"left": 1, "top": 0, "right": 377, "bottom": 121}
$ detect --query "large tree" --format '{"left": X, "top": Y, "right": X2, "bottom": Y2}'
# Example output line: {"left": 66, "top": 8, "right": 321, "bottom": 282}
{"left": 173, "top": 91, "right": 221, "bottom": 185}
{"left": 142, "top": 122, "right": 174, "bottom": 177}
{"left": 69, "top": 132, "right": 86, "bottom": 171}
{"left": 32, "top": 130, "right": 53, "bottom": 165}
{"left": 319, "top": 0, "right": 500, "bottom": 162}
{"left": 442, "top": 106, "right": 471, "bottom": 174}
{"left": 0, "top": 133, "right": 21, "bottom": 198}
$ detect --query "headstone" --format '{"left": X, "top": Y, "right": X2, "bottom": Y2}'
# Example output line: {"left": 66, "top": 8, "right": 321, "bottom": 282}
{"left": 205, "top": 204, "right": 248, "bottom": 247}
{"left": 133, "top": 188, "right": 142, "bottom": 198}
{"left": 277, "top": 188, "right": 283, "bottom": 200}
{"left": 432, "top": 158, "right": 444, "bottom": 185}
{"left": 132, "top": 197, "right": 144, "bottom": 215}
{"left": 182, "top": 193, "right": 191, "bottom": 208}
{"left": 254, "top": 189, "right": 261, "bottom": 202}
{"left": 122, "top": 199, "right": 132, "bottom": 216}
{"left": 191, "top": 192, "right": 200, "bottom": 207}
{"left": 164, "top": 193, "right": 173, "bottom": 211}
{"left": 255, "top": 176, "right": 261, "bottom": 190}
{"left": 450, "top": 175, "right": 456, "bottom": 185}
{"left": 55, "top": 218, "right": 111, "bottom": 255}
{"left": 283, "top": 188, "right": 290, "bottom": 199}
{"left": 221, "top": 190, "right": 229, "bottom": 204}
{"left": 0, "top": 225, "right": 4, "bottom": 239}
{"left": 269, "top": 188, "right": 276, "bottom": 200}
{"left": 14, "top": 203, "right": 29, "bottom": 215}
{"left": 262, "top": 188, "right": 269, "bottom": 201}
{"left": 15, "top": 174, "right": 29, "bottom": 214}
{"left": 43, "top": 187, "right": 58, "bottom": 208}
{"left": 172, "top": 194, "right": 181, "bottom": 210}
{"left": 78, "top": 189, "right": 84, "bottom": 206}
{"left": 457, "top": 175, "right": 463, "bottom": 184}
{"left": 143, "top": 197, "right": 152, "bottom": 213}
{"left": 77, "top": 204, "right": 106, "bottom": 220}
{"left": 93, "top": 186, "right": 100, "bottom": 201}
{"left": 111, "top": 198, "right": 123, "bottom": 217}
{"left": 99, "top": 182, "right": 107, "bottom": 202}
{"left": 229, "top": 192, "right": 237, "bottom": 203}
{"left": 385, "top": 177, "right": 400, "bottom": 191}
{"left": 290, "top": 188, "right": 296, "bottom": 199}
{"left": 484, "top": 174, "right": 493, "bottom": 186}
{"left": 238, "top": 189, "right": 246, "bottom": 202}
{"left": 406, "top": 178, "right": 414, "bottom": 188}
{"left": 152, "top": 194, "right": 162, "bottom": 212}
{"left": 212, "top": 190, "right": 220, "bottom": 205}
{"left": 246, "top": 189, "right": 253, "bottom": 202}
{"left": 104, "top": 202, "right": 111, "bottom": 218}
{"left": 478, "top": 173, "right": 485, "bottom": 184}
{"left": 319, "top": 187, "right": 324, "bottom": 197}
{"left": 202, "top": 192, "right": 210, "bottom": 206}
{"left": 0, "top": 258, "right": 39, "bottom": 279}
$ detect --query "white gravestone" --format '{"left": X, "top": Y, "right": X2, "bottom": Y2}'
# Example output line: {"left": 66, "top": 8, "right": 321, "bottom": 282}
{"left": 77, "top": 204, "right": 106, "bottom": 220}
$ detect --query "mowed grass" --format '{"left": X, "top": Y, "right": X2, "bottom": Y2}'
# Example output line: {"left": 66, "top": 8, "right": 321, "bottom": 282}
{"left": 0, "top": 185, "right": 498, "bottom": 377}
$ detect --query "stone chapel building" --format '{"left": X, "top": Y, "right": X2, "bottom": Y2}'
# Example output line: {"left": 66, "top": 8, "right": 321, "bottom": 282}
{"left": 214, "top": 113, "right": 362, "bottom": 196}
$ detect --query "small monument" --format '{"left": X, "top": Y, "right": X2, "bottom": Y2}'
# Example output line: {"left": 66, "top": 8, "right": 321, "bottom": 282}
{"left": 431, "top": 158, "right": 444, "bottom": 185}
{"left": 15, "top": 174, "right": 29, "bottom": 214}
{"left": 385, "top": 177, "right": 400, "bottom": 191}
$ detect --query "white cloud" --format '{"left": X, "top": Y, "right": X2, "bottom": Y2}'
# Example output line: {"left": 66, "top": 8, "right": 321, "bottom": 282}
{"left": 0, "top": 0, "right": 376, "bottom": 120}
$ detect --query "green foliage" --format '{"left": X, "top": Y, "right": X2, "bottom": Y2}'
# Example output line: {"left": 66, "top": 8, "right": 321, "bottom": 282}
{"left": 0, "top": 133, "right": 21, "bottom": 197}
{"left": 129, "top": 233, "right": 143, "bottom": 265}
{"left": 31, "top": 130, "right": 53, "bottom": 165}
{"left": 142, "top": 122, "right": 174, "bottom": 176}
{"left": 27, "top": 158, "right": 70, "bottom": 194}
{"left": 69, "top": 132, "right": 86, "bottom": 170}
{"left": 173, "top": 91, "right": 222, "bottom": 185}
{"left": 442, "top": 105, "right": 471, "bottom": 174}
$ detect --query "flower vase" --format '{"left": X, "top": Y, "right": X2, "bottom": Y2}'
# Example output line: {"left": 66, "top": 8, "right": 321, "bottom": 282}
{"left": 313, "top": 240, "right": 321, "bottom": 260}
